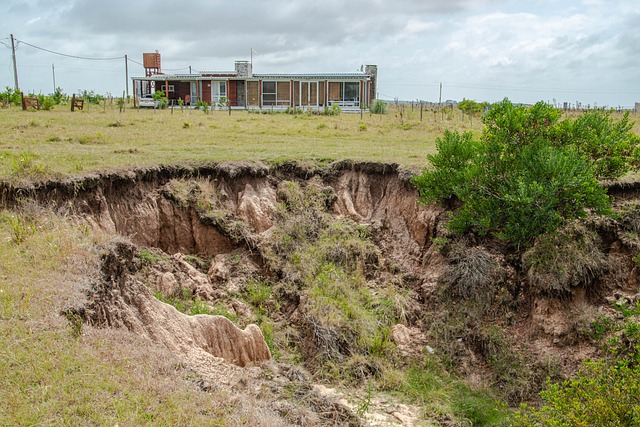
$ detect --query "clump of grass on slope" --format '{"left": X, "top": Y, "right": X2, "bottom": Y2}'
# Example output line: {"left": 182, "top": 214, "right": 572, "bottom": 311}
{"left": 262, "top": 180, "right": 404, "bottom": 382}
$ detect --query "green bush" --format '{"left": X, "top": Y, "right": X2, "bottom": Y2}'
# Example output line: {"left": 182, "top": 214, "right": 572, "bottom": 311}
{"left": 370, "top": 99, "right": 387, "bottom": 114}
{"left": 512, "top": 359, "right": 640, "bottom": 426}
{"left": 412, "top": 99, "right": 627, "bottom": 249}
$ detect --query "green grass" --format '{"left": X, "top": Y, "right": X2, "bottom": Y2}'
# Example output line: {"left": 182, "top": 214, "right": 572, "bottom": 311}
{"left": 0, "top": 104, "right": 484, "bottom": 183}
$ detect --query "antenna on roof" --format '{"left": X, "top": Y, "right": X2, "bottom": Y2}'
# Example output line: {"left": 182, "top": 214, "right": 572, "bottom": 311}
{"left": 251, "top": 48, "right": 258, "bottom": 69}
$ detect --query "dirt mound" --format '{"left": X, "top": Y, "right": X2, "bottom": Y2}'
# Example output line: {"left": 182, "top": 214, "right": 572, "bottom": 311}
{"left": 70, "top": 240, "right": 270, "bottom": 371}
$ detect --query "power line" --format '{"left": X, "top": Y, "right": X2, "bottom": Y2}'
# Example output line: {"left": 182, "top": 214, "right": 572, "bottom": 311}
{"left": 163, "top": 66, "right": 190, "bottom": 71}
{"left": 16, "top": 38, "right": 123, "bottom": 61}
{"left": 127, "top": 57, "right": 143, "bottom": 66}
{"left": 381, "top": 80, "right": 638, "bottom": 95}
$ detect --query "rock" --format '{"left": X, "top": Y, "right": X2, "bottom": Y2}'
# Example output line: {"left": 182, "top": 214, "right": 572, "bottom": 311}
{"left": 237, "top": 182, "right": 276, "bottom": 233}
{"left": 390, "top": 324, "right": 427, "bottom": 357}
{"left": 158, "top": 271, "right": 179, "bottom": 296}
{"left": 208, "top": 254, "right": 230, "bottom": 283}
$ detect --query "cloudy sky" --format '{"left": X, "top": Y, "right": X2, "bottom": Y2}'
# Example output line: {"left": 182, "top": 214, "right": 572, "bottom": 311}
{"left": 2, "top": 0, "right": 638, "bottom": 107}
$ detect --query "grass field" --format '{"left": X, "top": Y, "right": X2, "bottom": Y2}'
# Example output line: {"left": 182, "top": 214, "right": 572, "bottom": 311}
{"left": 0, "top": 103, "right": 486, "bottom": 183}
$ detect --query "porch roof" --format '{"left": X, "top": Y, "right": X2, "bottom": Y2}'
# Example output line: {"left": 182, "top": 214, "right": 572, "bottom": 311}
{"left": 253, "top": 73, "right": 369, "bottom": 80}
{"left": 132, "top": 72, "right": 371, "bottom": 82}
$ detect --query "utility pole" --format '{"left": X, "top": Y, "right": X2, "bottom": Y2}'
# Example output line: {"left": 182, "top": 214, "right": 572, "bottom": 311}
{"left": 189, "top": 65, "right": 192, "bottom": 74}
{"left": 124, "top": 54, "right": 129, "bottom": 99}
{"left": 10, "top": 34, "right": 19, "bottom": 91}
{"left": 438, "top": 82, "right": 442, "bottom": 107}
{"left": 52, "top": 64, "right": 56, "bottom": 93}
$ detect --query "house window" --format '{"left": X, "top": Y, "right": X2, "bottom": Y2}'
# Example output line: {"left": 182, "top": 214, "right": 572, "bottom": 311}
{"left": 160, "top": 84, "right": 175, "bottom": 93}
{"left": 342, "top": 82, "right": 359, "bottom": 102}
{"left": 262, "top": 81, "right": 291, "bottom": 106}
{"left": 262, "top": 81, "right": 277, "bottom": 106}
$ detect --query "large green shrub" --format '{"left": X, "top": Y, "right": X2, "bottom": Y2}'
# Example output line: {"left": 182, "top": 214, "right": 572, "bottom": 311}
{"left": 412, "top": 99, "right": 639, "bottom": 249}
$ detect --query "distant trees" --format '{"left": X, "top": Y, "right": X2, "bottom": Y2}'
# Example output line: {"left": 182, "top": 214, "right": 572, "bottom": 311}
{"left": 413, "top": 98, "right": 640, "bottom": 249}
{"left": 457, "top": 98, "right": 486, "bottom": 118}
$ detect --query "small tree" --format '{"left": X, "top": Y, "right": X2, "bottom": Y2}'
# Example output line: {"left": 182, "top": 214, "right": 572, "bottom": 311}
{"left": 152, "top": 90, "right": 168, "bottom": 109}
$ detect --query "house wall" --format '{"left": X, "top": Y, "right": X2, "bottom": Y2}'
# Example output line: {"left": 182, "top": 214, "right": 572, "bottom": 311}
{"left": 293, "top": 82, "right": 299, "bottom": 106}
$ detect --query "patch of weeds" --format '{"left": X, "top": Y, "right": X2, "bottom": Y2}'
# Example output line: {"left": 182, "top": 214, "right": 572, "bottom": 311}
{"left": 183, "top": 122, "right": 191, "bottom": 129}
{"left": 243, "top": 280, "right": 272, "bottom": 312}
{"left": 398, "top": 121, "right": 419, "bottom": 131}
{"left": 154, "top": 289, "right": 191, "bottom": 314}
{"left": 522, "top": 222, "right": 608, "bottom": 296}
{"left": 207, "top": 302, "right": 238, "bottom": 322}
{"left": 1, "top": 212, "right": 36, "bottom": 244}
{"left": 8, "top": 151, "right": 50, "bottom": 180}
{"left": 438, "top": 243, "right": 504, "bottom": 313}
{"left": 62, "top": 309, "right": 84, "bottom": 339}
{"left": 113, "top": 148, "right": 141, "bottom": 154}
{"left": 587, "top": 315, "right": 614, "bottom": 341}
{"left": 355, "top": 382, "right": 373, "bottom": 416}
{"left": 316, "top": 122, "right": 326, "bottom": 130}
{"left": 107, "top": 120, "right": 124, "bottom": 127}
{"left": 76, "top": 133, "right": 104, "bottom": 145}
{"left": 189, "top": 297, "right": 214, "bottom": 315}
{"left": 138, "top": 249, "right": 167, "bottom": 266}
{"left": 358, "top": 122, "right": 367, "bottom": 131}
{"left": 46, "top": 136, "right": 62, "bottom": 142}
{"left": 401, "top": 358, "right": 509, "bottom": 425}
{"left": 430, "top": 236, "right": 449, "bottom": 252}
{"left": 183, "top": 254, "right": 209, "bottom": 271}
{"left": 256, "top": 316, "right": 280, "bottom": 360}
{"left": 614, "top": 300, "right": 640, "bottom": 318}
{"left": 262, "top": 180, "right": 403, "bottom": 382}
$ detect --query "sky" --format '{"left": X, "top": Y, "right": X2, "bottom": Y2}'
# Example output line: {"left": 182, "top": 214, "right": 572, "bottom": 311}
{"left": 1, "top": 0, "right": 639, "bottom": 108}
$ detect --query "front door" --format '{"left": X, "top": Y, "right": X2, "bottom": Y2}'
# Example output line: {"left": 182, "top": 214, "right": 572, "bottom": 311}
{"left": 300, "top": 81, "right": 318, "bottom": 108}
{"left": 236, "top": 81, "right": 245, "bottom": 107}
{"left": 190, "top": 82, "right": 197, "bottom": 106}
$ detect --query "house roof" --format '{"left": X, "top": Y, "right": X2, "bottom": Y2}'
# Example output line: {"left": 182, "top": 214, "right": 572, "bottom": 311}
{"left": 132, "top": 72, "right": 371, "bottom": 81}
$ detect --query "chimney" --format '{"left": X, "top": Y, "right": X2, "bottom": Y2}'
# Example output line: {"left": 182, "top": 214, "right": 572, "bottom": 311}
{"left": 235, "top": 61, "right": 252, "bottom": 78}
{"left": 365, "top": 65, "right": 377, "bottom": 102}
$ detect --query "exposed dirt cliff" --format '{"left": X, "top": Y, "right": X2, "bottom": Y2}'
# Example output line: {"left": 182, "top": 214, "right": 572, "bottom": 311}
{"left": 5, "top": 160, "right": 640, "bottom": 425}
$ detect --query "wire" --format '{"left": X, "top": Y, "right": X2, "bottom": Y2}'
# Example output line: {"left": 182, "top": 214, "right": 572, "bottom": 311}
{"left": 380, "top": 81, "right": 638, "bottom": 96}
{"left": 127, "top": 57, "right": 143, "bottom": 66}
{"left": 16, "top": 38, "right": 123, "bottom": 61}
{"left": 163, "top": 67, "right": 190, "bottom": 71}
